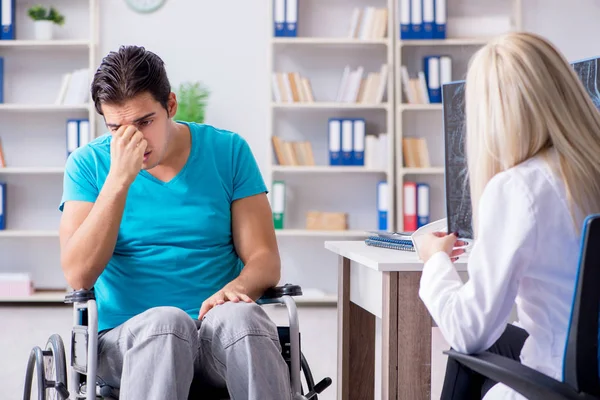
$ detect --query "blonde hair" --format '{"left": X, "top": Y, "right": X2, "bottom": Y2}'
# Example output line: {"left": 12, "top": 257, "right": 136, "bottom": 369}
{"left": 465, "top": 31, "right": 600, "bottom": 236}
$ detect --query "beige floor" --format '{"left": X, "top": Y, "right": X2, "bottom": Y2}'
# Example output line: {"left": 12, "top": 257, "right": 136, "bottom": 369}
{"left": 1, "top": 305, "right": 449, "bottom": 400}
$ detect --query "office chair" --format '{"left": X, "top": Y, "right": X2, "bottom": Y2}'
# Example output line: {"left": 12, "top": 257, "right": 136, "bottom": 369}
{"left": 22, "top": 284, "right": 332, "bottom": 400}
{"left": 444, "top": 214, "right": 600, "bottom": 400}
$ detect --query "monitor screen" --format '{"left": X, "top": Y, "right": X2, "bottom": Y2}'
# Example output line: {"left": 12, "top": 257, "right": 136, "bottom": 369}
{"left": 442, "top": 56, "right": 600, "bottom": 240}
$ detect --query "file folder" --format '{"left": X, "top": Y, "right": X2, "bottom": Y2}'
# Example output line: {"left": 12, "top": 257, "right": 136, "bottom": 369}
{"left": 0, "top": 57, "right": 4, "bottom": 104}
{"left": 399, "top": 0, "right": 411, "bottom": 39}
{"left": 1, "top": 0, "right": 15, "bottom": 40}
{"left": 423, "top": 0, "right": 435, "bottom": 39}
{"left": 285, "top": 0, "right": 297, "bottom": 37}
{"left": 434, "top": 0, "right": 447, "bottom": 39}
{"left": 0, "top": 182, "right": 5, "bottom": 230}
{"left": 272, "top": 180, "right": 286, "bottom": 229}
{"left": 273, "top": 0, "right": 286, "bottom": 37}
{"left": 410, "top": 0, "right": 422, "bottom": 39}
{"left": 424, "top": 56, "right": 441, "bottom": 103}
{"left": 417, "top": 183, "right": 430, "bottom": 228}
{"left": 328, "top": 119, "right": 342, "bottom": 165}
{"left": 404, "top": 181, "right": 417, "bottom": 231}
{"left": 377, "top": 181, "right": 388, "bottom": 231}
{"left": 66, "top": 119, "right": 79, "bottom": 157}
{"left": 78, "top": 119, "right": 90, "bottom": 147}
{"left": 352, "top": 118, "right": 365, "bottom": 166}
{"left": 341, "top": 119, "right": 353, "bottom": 165}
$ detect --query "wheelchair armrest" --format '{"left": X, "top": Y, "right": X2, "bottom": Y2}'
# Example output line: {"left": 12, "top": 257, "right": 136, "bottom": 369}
{"left": 259, "top": 284, "right": 302, "bottom": 301}
{"left": 64, "top": 288, "right": 96, "bottom": 304}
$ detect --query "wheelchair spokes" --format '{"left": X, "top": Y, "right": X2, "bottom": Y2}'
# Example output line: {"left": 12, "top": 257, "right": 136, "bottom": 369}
{"left": 23, "top": 334, "right": 69, "bottom": 400}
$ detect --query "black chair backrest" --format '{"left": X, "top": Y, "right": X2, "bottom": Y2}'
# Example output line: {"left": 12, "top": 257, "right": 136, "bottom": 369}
{"left": 563, "top": 214, "right": 600, "bottom": 395}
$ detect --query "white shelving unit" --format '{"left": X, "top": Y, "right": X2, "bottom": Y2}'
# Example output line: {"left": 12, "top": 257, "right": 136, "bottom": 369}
{"left": 393, "top": 0, "right": 523, "bottom": 231}
{"left": 268, "top": 0, "right": 395, "bottom": 305}
{"left": 0, "top": 0, "right": 99, "bottom": 303}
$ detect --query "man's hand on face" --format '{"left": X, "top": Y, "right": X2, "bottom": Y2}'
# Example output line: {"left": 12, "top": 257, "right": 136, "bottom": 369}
{"left": 198, "top": 280, "right": 253, "bottom": 320}
{"left": 108, "top": 125, "right": 147, "bottom": 187}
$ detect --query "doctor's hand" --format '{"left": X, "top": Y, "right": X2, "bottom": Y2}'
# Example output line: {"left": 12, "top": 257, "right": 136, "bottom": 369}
{"left": 419, "top": 232, "right": 467, "bottom": 263}
{"left": 198, "top": 281, "right": 254, "bottom": 320}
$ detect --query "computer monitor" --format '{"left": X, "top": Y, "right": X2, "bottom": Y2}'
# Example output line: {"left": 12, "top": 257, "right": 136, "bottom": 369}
{"left": 442, "top": 56, "right": 600, "bottom": 240}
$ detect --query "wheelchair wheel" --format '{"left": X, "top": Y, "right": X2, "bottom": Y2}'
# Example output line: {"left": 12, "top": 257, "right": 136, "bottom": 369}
{"left": 44, "top": 334, "right": 68, "bottom": 400}
{"left": 23, "top": 335, "right": 69, "bottom": 400}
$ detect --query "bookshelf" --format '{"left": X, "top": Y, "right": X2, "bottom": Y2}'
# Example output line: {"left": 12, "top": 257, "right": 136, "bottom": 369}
{"left": 0, "top": 0, "right": 99, "bottom": 303}
{"left": 268, "top": 0, "right": 395, "bottom": 305}
{"left": 394, "top": 0, "right": 523, "bottom": 231}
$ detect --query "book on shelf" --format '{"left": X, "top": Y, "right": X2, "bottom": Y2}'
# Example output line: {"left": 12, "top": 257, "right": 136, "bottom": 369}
{"left": 347, "top": 7, "right": 388, "bottom": 40}
{"left": 272, "top": 136, "right": 315, "bottom": 166}
{"left": 401, "top": 55, "right": 451, "bottom": 104}
{"left": 402, "top": 137, "right": 430, "bottom": 168}
{"left": 336, "top": 64, "right": 388, "bottom": 104}
{"left": 272, "top": 72, "right": 315, "bottom": 103}
{"left": 273, "top": 0, "right": 297, "bottom": 37}
{"left": 400, "top": 0, "right": 446, "bottom": 40}
{"left": 403, "top": 181, "right": 430, "bottom": 231}
{"left": 55, "top": 68, "right": 91, "bottom": 105}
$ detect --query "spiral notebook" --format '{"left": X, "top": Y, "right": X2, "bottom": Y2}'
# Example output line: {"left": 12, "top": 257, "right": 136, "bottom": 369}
{"left": 365, "top": 234, "right": 415, "bottom": 252}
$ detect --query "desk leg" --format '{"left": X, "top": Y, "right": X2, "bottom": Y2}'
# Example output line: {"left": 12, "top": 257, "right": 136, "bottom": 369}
{"left": 337, "top": 256, "right": 375, "bottom": 400}
{"left": 382, "top": 272, "right": 399, "bottom": 400}
{"left": 397, "top": 272, "right": 432, "bottom": 399}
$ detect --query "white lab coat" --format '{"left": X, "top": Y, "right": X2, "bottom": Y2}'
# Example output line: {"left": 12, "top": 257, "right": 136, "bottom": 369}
{"left": 419, "top": 149, "right": 581, "bottom": 400}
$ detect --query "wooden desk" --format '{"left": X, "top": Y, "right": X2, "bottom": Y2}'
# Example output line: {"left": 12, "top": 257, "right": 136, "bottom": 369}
{"left": 325, "top": 241, "right": 467, "bottom": 400}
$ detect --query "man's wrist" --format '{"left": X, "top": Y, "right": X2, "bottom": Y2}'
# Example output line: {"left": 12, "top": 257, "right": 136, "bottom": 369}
{"left": 103, "top": 173, "right": 131, "bottom": 197}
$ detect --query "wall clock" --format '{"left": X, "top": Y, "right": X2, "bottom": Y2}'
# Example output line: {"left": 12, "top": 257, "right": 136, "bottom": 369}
{"left": 126, "top": 0, "right": 166, "bottom": 13}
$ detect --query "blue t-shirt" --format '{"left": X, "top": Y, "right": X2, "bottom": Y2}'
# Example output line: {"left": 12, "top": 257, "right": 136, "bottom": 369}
{"left": 59, "top": 122, "right": 268, "bottom": 332}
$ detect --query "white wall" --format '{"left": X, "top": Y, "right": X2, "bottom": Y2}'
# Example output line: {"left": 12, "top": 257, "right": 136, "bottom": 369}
{"left": 4, "top": 0, "right": 600, "bottom": 398}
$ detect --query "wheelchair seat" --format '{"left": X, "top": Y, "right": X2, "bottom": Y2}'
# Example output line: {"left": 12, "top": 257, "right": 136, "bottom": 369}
{"left": 22, "top": 284, "right": 332, "bottom": 400}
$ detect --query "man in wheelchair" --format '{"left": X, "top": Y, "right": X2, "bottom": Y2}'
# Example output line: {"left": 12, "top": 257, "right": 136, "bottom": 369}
{"left": 51, "top": 45, "right": 312, "bottom": 400}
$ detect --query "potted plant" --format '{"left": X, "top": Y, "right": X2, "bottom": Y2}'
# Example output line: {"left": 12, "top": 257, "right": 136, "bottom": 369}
{"left": 174, "top": 81, "right": 210, "bottom": 123}
{"left": 27, "top": 5, "right": 65, "bottom": 41}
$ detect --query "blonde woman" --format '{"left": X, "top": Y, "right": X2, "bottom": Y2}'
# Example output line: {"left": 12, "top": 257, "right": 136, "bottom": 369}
{"left": 417, "top": 31, "right": 600, "bottom": 400}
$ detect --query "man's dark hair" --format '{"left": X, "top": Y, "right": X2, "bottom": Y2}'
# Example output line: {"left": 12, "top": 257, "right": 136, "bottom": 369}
{"left": 91, "top": 45, "right": 171, "bottom": 116}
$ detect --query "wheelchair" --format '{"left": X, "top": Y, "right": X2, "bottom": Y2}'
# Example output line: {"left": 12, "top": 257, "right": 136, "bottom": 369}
{"left": 22, "top": 284, "right": 332, "bottom": 400}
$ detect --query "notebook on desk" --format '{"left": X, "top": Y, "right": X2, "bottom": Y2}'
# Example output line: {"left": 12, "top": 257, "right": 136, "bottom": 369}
{"left": 365, "top": 232, "right": 415, "bottom": 252}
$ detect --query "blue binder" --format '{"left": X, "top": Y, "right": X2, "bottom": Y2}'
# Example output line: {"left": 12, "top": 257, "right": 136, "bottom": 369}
{"left": 328, "top": 118, "right": 342, "bottom": 166}
{"left": 0, "top": 182, "right": 6, "bottom": 230}
{"left": 423, "top": 0, "right": 435, "bottom": 39}
{"left": 399, "top": 0, "right": 411, "bottom": 39}
{"left": 434, "top": 0, "right": 447, "bottom": 39}
{"left": 417, "top": 183, "right": 430, "bottom": 227}
{"left": 377, "top": 181, "right": 388, "bottom": 230}
{"left": 352, "top": 118, "right": 365, "bottom": 166}
{"left": 341, "top": 119, "right": 353, "bottom": 166}
{"left": 273, "top": 0, "right": 286, "bottom": 37}
{"left": 1, "top": 0, "right": 16, "bottom": 40}
{"left": 285, "top": 0, "right": 297, "bottom": 37}
{"left": 66, "top": 119, "right": 80, "bottom": 157}
{"left": 410, "top": 0, "right": 423, "bottom": 39}
{"left": 0, "top": 57, "right": 4, "bottom": 104}
{"left": 424, "top": 56, "right": 442, "bottom": 103}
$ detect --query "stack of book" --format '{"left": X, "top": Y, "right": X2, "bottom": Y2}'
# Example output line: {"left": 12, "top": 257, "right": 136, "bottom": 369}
{"left": 402, "top": 137, "right": 430, "bottom": 168}
{"left": 365, "top": 231, "right": 415, "bottom": 252}
{"left": 347, "top": 7, "right": 388, "bottom": 40}
{"left": 336, "top": 64, "right": 388, "bottom": 104}
{"left": 272, "top": 136, "right": 315, "bottom": 166}
{"left": 272, "top": 72, "right": 315, "bottom": 103}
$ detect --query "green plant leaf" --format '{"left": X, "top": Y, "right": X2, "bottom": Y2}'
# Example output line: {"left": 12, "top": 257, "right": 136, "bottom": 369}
{"left": 174, "top": 82, "right": 210, "bottom": 124}
{"left": 27, "top": 4, "right": 65, "bottom": 25}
